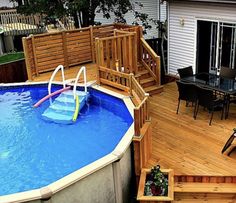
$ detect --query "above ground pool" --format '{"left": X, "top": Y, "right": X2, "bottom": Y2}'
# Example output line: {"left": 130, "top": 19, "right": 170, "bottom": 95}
{"left": 0, "top": 84, "right": 133, "bottom": 196}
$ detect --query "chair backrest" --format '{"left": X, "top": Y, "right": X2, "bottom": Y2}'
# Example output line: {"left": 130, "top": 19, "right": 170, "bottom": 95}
{"left": 220, "top": 67, "right": 236, "bottom": 80}
{"left": 177, "top": 66, "right": 193, "bottom": 79}
{"left": 176, "top": 80, "right": 197, "bottom": 102}
{"left": 196, "top": 86, "right": 214, "bottom": 109}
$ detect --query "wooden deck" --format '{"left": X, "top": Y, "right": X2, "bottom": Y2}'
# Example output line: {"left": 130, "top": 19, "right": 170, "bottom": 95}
{"left": 32, "top": 65, "right": 236, "bottom": 176}
{"left": 147, "top": 82, "right": 236, "bottom": 176}
{"left": 32, "top": 63, "right": 97, "bottom": 82}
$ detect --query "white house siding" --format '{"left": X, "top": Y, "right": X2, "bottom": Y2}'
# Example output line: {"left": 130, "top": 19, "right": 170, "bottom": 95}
{"left": 0, "top": 0, "right": 14, "bottom": 7}
{"left": 160, "top": 1, "right": 167, "bottom": 22}
{"left": 168, "top": 1, "right": 236, "bottom": 75}
{"left": 95, "top": 0, "right": 164, "bottom": 39}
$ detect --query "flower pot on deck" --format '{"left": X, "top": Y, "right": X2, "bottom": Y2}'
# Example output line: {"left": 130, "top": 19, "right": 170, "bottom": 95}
{"left": 137, "top": 168, "right": 174, "bottom": 203}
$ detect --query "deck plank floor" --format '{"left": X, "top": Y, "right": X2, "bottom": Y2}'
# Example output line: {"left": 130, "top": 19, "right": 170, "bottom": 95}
{"left": 148, "top": 82, "right": 236, "bottom": 176}
{"left": 33, "top": 66, "right": 236, "bottom": 176}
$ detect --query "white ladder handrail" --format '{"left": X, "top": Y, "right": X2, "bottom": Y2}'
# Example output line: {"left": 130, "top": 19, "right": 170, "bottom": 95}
{"left": 48, "top": 65, "right": 66, "bottom": 95}
{"left": 73, "top": 66, "right": 87, "bottom": 100}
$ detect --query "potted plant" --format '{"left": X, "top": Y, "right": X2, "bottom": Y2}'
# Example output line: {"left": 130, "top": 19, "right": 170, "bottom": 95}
{"left": 137, "top": 165, "right": 174, "bottom": 202}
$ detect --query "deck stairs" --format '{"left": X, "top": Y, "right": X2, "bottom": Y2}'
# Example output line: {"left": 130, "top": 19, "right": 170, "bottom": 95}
{"left": 173, "top": 175, "right": 236, "bottom": 202}
{"left": 42, "top": 90, "right": 87, "bottom": 124}
{"left": 135, "top": 63, "right": 163, "bottom": 95}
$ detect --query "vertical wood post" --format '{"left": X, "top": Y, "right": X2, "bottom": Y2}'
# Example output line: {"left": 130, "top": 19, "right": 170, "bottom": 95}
{"left": 134, "top": 109, "right": 140, "bottom": 137}
{"left": 100, "top": 40, "right": 104, "bottom": 67}
{"left": 133, "top": 33, "right": 138, "bottom": 74}
{"left": 157, "top": 56, "right": 161, "bottom": 85}
{"left": 95, "top": 38, "right": 100, "bottom": 85}
{"left": 90, "top": 26, "right": 95, "bottom": 62}
{"left": 31, "top": 35, "right": 39, "bottom": 76}
{"left": 22, "top": 37, "right": 32, "bottom": 81}
{"left": 62, "top": 31, "right": 69, "bottom": 69}
{"left": 129, "top": 73, "right": 133, "bottom": 96}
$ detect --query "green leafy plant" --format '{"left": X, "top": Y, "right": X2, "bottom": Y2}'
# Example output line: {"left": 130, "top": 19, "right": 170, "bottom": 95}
{"left": 144, "top": 165, "right": 168, "bottom": 196}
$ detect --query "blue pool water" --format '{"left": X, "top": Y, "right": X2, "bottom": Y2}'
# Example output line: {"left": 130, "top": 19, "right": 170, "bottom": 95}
{"left": 0, "top": 85, "right": 133, "bottom": 196}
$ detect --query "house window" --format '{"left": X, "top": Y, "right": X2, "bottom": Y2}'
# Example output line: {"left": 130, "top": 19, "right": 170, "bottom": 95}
{"left": 196, "top": 20, "right": 236, "bottom": 74}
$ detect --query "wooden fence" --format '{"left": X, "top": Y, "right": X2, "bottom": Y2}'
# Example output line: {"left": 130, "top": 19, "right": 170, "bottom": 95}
{"left": 23, "top": 23, "right": 141, "bottom": 80}
{"left": 0, "top": 9, "right": 45, "bottom": 36}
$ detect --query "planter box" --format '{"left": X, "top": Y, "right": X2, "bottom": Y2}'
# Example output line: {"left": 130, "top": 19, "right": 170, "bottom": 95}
{"left": 137, "top": 168, "right": 174, "bottom": 203}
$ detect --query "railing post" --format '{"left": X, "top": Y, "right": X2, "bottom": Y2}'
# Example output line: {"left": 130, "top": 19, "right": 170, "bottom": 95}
{"left": 90, "top": 26, "right": 95, "bottom": 62}
{"left": 133, "top": 33, "right": 138, "bottom": 74}
{"left": 22, "top": 37, "right": 32, "bottom": 81}
{"left": 95, "top": 38, "right": 101, "bottom": 85}
{"left": 134, "top": 109, "right": 140, "bottom": 137}
{"left": 129, "top": 73, "right": 134, "bottom": 96}
{"left": 157, "top": 56, "right": 161, "bottom": 86}
{"left": 31, "top": 35, "right": 39, "bottom": 76}
{"left": 62, "top": 31, "right": 69, "bottom": 69}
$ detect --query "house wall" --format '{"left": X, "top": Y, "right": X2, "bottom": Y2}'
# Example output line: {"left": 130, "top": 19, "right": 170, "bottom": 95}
{"left": 168, "top": 0, "right": 236, "bottom": 75}
{"left": 0, "top": 0, "right": 15, "bottom": 7}
{"left": 95, "top": 0, "right": 167, "bottom": 39}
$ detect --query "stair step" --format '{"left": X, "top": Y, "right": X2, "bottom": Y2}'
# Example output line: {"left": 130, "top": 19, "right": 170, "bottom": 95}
{"left": 140, "top": 77, "right": 155, "bottom": 85}
{"left": 174, "top": 182, "right": 236, "bottom": 193}
{"left": 144, "top": 85, "right": 163, "bottom": 95}
{"left": 137, "top": 69, "right": 149, "bottom": 76}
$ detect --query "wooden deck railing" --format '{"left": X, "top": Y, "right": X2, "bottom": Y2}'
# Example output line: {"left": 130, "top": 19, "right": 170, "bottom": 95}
{"left": 96, "top": 62, "right": 151, "bottom": 177}
{"left": 130, "top": 75, "right": 151, "bottom": 177}
{"left": 95, "top": 32, "right": 137, "bottom": 74}
{"left": 140, "top": 37, "right": 161, "bottom": 85}
{"left": 97, "top": 66, "right": 132, "bottom": 92}
{"left": 0, "top": 9, "right": 45, "bottom": 35}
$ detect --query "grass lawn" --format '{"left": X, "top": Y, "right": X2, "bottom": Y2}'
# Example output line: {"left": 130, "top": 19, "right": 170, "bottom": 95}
{"left": 0, "top": 52, "right": 24, "bottom": 64}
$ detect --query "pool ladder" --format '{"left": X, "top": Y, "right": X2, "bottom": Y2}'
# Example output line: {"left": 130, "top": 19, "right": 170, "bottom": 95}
{"left": 42, "top": 65, "right": 89, "bottom": 124}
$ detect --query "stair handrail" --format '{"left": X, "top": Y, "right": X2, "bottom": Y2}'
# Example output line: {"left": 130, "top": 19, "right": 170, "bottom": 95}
{"left": 48, "top": 65, "right": 66, "bottom": 95}
{"left": 140, "top": 37, "right": 160, "bottom": 85}
{"left": 73, "top": 66, "right": 87, "bottom": 100}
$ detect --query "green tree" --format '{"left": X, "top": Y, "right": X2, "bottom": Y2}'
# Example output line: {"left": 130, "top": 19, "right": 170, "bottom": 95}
{"left": 10, "top": 0, "right": 136, "bottom": 28}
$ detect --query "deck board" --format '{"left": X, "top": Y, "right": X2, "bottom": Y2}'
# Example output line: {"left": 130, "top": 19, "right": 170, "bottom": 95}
{"left": 33, "top": 68, "right": 236, "bottom": 176}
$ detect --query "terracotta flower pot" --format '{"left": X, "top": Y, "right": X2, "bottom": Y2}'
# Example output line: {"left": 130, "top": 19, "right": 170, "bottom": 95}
{"left": 137, "top": 168, "right": 174, "bottom": 203}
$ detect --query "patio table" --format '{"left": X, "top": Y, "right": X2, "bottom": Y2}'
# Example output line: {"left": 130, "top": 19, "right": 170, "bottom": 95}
{"left": 181, "top": 72, "right": 236, "bottom": 118}
{"left": 180, "top": 72, "right": 236, "bottom": 95}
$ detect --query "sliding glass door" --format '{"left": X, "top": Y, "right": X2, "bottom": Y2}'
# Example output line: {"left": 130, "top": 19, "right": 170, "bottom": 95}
{"left": 196, "top": 20, "right": 236, "bottom": 74}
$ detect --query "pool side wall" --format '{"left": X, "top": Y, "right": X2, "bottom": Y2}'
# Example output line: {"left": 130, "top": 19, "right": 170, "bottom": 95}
{"left": 23, "top": 147, "right": 132, "bottom": 203}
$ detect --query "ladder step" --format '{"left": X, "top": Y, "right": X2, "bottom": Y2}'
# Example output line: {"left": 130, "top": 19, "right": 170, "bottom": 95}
{"left": 61, "top": 90, "right": 87, "bottom": 97}
{"left": 42, "top": 111, "right": 73, "bottom": 123}
{"left": 50, "top": 103, "right": 75, "bottom": 112}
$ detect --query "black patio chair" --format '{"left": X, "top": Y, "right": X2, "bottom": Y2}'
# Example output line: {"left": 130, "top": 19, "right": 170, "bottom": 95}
{"left": 219, "top": 67, "right": 236, "bottom": 118}
{"left": 220, "top": 66, "right": 236, "bottom": 79}
{"left": 177, "top": 66, "right": 193, "bottom": 79}
{"left": 176, "top": 80, "right": 198, "bottom": 117}
{"left": 194, "top": 85, "right": 225, "bottom": 125}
